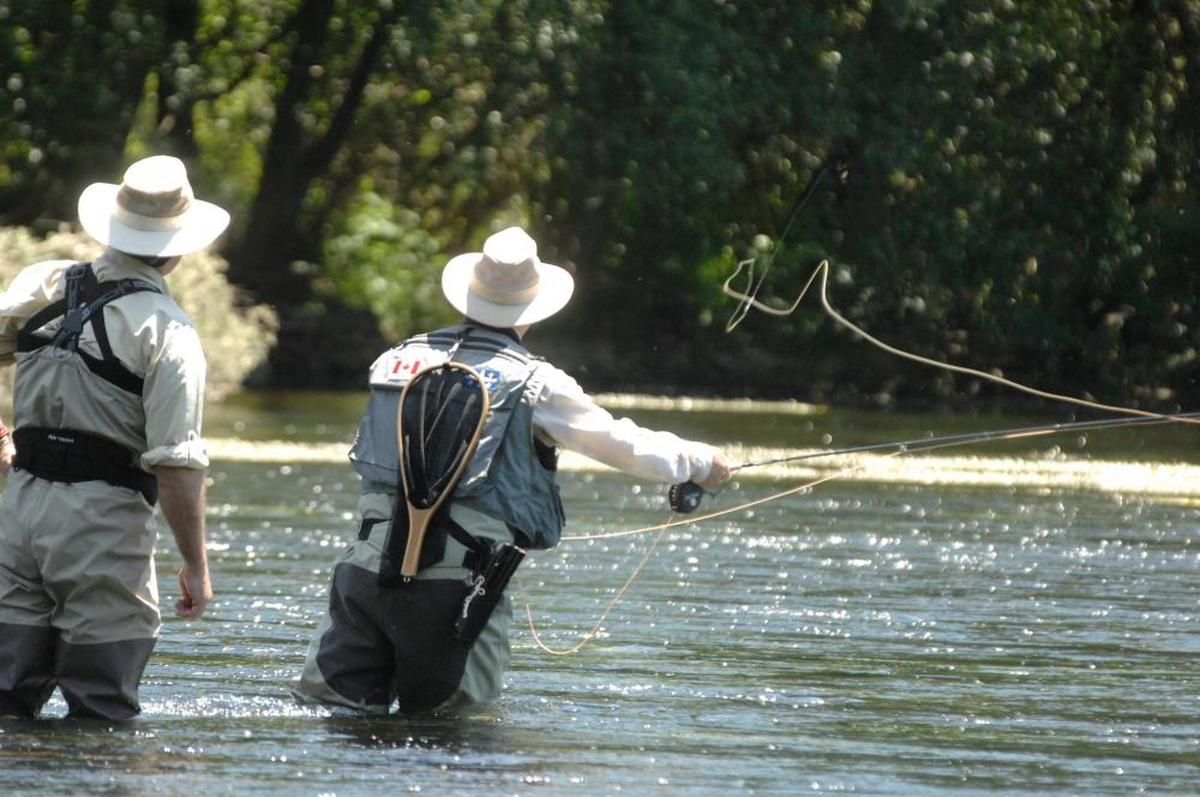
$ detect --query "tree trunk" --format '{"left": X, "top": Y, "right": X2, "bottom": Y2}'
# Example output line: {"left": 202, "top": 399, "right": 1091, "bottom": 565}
{"left": 156, "top": 0, "right": 202, "bottom": 160}
{"left": 226, "top": 0, "right": 398, "bottom": 307}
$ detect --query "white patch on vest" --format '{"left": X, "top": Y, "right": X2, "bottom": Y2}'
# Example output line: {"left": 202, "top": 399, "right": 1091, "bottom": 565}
{"left": 476, "top": 365, "right": 503, "bottom": 396}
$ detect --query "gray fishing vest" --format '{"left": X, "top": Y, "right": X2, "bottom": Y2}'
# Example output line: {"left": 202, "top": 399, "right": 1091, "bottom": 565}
{"left": 349, "top": 324, "right": 566, "bottom": 549}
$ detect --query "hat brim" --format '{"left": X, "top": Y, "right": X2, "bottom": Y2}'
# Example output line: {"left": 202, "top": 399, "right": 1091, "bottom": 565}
{"left": 441, "top": 251, "right": 575, "bottom": 328}
{"left": 78, "top": 183, "right": 231, "bottom": 257}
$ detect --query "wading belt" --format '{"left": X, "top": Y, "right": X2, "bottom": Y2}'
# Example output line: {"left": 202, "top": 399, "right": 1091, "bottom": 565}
{"left": 361, "top": 510, "right": 490, "bottom": 574}
{"left": 12, "top": 426, "right": 158, "bottom": 505}
{"left": 16, "top": 262, "right": 162, "bottom": 395}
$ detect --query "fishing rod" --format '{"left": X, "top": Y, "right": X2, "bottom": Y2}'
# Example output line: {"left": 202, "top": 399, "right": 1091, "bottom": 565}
{"left": 667, "top": 410, "right": 1200, "bottom": 513}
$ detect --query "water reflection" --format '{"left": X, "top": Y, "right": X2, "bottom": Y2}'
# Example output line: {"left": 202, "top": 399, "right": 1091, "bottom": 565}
{"left": 0, "top": 397, "right": 1196, "bottom": 795}
{"left": 0, "top": 718, "right": 191, "bottom": 796}
{"left": 319, "top": 710, "right": 512, "bottom": 753}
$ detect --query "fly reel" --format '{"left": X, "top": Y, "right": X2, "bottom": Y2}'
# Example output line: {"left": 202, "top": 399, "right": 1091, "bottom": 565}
{"left": 667, "top": 480, "right": 706, "bottom": 514}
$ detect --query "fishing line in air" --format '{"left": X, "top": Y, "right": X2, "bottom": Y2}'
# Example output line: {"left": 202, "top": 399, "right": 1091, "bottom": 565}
{"left": 731, "top": 410, "right": 1200, "bottom": 473}
{"left": 527, "top": 173, "right": 834, "bottom": 654}
{"left": 531, "top": 237, "right": 1197, "bottom": 655}
{"left": 725, "top": 166, "right": 829, "bottom": 332}
{"left": 724, "top": 259, "right": 1200, "bottom": 426}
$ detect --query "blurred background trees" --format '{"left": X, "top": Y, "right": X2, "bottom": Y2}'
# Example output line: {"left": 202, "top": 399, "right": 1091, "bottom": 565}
{"left": 1, "top": 0, "right": 1196, "bottom": 409}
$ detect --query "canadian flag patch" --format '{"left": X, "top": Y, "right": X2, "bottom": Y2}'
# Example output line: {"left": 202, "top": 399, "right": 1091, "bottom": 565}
{"left": 386, "top": 353, "right": 424, "bottom": 381}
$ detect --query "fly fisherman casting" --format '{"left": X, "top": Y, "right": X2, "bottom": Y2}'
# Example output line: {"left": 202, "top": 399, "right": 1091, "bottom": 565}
{"left": 294, "top": 226, "right": 731, "bottom": 714}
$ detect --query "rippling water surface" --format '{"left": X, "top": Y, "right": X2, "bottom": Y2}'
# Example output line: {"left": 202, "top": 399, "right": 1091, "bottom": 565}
{"left": 1, "top": 396, "right": 1197, "bottom": 796}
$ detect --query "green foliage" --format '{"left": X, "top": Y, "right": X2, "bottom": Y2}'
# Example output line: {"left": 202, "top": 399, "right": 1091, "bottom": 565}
{"left": 803, "top": 0, "right": 1200, "bottom": 406}
{"left": 0, "top": 0, "right": 1197, "bottom": 406}
{"left": 321, "top": 191, "right": 452, "bottom": 339}
{"left": 0, "top": 0, "right": 165, "bottom": 222}
{"left": 0, "top": 226, "right": 277, "bottom": 405}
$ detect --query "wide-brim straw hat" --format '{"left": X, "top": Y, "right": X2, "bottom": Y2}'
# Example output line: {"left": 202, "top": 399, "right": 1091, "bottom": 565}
{"left": 78, "top": 155, "right": 230, "bottom": 257}
{"left": 441, "top": 226, "right": 574, "bottom": 327}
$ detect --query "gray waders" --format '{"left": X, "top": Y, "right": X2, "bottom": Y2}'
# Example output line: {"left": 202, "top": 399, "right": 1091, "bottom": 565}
{"left": 0, "top": 472, "right": 159, "bottom": 720}
{"left": 295, "top": 504, "right": 515, "bottom": 714}
{"left": 0, "top": 263, "right": 164, "bottom": 720}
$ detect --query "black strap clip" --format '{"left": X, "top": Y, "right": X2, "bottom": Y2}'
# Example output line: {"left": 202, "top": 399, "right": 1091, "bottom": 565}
{"left": 51, "top": 264, "right": 90, "bottom": 352}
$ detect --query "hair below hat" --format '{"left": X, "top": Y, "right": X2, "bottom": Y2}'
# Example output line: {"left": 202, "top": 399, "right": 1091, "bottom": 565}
{"left": 78, "top": 155, "right": 230, "bottom": 257}
{"left": 441, "top": 227, "right": 574, "bottom": 327}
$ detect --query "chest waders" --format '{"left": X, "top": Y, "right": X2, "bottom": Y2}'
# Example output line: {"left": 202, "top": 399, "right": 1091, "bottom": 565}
{"left": 13, "top": 262, "right": 161, "bottom": 503}
{"left": 0, "top": 261, "right": 166, "bottom": 721}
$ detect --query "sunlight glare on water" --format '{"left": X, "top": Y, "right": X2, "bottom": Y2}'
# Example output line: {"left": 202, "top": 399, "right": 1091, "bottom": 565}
{"left": 0, "top": 397, "right": 1197, "bottom": 795}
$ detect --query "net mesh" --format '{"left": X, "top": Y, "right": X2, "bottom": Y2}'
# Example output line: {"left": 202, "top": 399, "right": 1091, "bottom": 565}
{"left": 399, "top": 364, "right": 488, "bottom": 509}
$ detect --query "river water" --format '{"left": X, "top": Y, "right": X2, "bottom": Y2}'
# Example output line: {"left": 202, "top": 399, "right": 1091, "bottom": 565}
{"left": 1, "top": 394, "right": 1197, "bottom": 796}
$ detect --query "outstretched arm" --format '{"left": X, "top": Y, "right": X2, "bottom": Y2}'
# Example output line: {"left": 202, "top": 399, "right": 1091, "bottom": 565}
{"left": 697, "top": 450, "right": 732, "bottom": 488}
{"left": 155, "top": 465, "right": 212, "bottom": 619}
{"left": 534, "top": 371, "right": 730, "bottom": 487}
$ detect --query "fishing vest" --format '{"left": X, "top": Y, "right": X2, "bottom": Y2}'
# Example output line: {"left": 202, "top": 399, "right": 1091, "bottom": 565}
{"left": 350, "top": 324, "right": 566, "bottom": 549}
{"left": 12, "top": 262, "right": 162, "bottom": 503}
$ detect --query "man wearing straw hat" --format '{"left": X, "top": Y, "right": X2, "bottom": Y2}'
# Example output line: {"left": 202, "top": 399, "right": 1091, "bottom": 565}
{"left": 296, "top": 225, "right": 731, "bottom": 714}
{"left": 0, "top": 155, "right": 228, "bottom": 720}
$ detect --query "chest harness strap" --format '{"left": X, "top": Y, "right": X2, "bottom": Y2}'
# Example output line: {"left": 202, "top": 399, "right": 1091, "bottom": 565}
{"left": 17, "top": 262, "right": 162, "bottom": 395}
{"left": 12, "top": 263, "right": 163, "bottom": 504}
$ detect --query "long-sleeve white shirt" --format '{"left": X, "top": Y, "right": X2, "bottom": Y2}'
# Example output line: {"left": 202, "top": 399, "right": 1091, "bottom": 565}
{"left": 532, "top": 365, "right": 716, "bottom": 485}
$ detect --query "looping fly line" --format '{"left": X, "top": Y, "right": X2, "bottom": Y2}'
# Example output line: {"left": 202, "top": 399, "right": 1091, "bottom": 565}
{"left": 724, "top": 165, "right": 829, "bottom": 333}
{"left": 528, "top": 249, "right": 1197, "bottom": 656}
{"left": 724, "top": 259, "right": 1200, "bottom": 426}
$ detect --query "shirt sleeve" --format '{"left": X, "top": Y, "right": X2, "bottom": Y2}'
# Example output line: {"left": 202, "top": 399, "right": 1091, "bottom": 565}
{"left": 533, "top": 366, "right": 715, "bottom": 484}
{"left": 140, "top": 319, "right": 209, "bottom": 470}
{"left": 0, "top": 260, "right": 71, "bottom": 367}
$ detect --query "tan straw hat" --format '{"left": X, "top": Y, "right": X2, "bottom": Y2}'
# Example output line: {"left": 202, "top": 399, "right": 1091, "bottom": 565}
{"left": 441, "top": 226, "right": 574, "bottom": 327}
{"left": 77, "top": 155, "right": 230, "bottom": 257}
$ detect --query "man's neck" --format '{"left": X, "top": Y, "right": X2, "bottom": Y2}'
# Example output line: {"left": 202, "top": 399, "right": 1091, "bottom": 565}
{"left": 463, "top": 318, "right": 524, "bottom": 343}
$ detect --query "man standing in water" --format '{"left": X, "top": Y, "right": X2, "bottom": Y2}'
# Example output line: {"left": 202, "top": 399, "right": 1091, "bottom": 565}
{"left": 0, "top": 155, "right": 226, "bottom": 720}
{"left": 296, "top": 226, "right": 731, "bottom": 713}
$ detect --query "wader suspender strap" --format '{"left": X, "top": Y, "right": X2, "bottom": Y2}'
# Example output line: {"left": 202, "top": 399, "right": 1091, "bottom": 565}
{"left": 12, "top": 262, "right": 163, "bottom": 504}
{"left": 17, "top": 262, "right": 162, "bottom": 395}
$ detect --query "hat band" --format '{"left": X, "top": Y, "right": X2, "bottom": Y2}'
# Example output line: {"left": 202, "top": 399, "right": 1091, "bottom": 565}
{"left": 113, "top": 187, "right": 192, "bottom": 232}
{"left": 469, "top": 271, "right": 541, "bottom": 306}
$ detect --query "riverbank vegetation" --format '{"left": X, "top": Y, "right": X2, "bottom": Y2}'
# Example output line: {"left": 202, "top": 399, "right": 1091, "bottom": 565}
{"left": 1, "top": 1, "right": 1196, "bottom": 410}
{"left": 0, "top": 227, "right": 276, "bottom": 407}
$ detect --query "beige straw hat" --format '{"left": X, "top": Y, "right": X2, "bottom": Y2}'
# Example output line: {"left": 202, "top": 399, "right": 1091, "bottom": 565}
{"left": 77, "top": 155, "right": 230, "bottom": 257}
{"left": 441, "top": 226, "right": 574, "bottom": 327}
